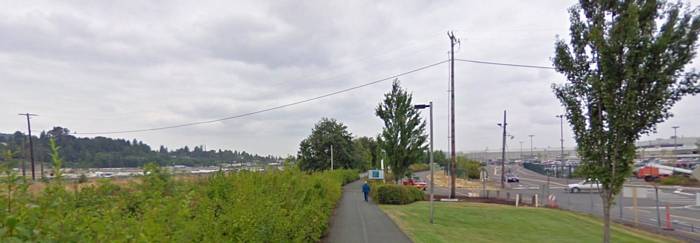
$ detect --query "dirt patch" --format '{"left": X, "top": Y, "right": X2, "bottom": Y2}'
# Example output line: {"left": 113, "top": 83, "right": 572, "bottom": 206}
{"left": 428, "top": 173, "right": 499, "bottom": 190}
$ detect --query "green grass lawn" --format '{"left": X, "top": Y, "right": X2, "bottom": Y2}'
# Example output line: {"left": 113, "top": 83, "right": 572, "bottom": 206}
{"left": 380, "top": 202, "right": 677, "bottom": 243}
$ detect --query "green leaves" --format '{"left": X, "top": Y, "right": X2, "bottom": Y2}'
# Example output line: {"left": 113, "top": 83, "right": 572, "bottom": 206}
{"left": 553, "top": 1, "right": 700, "bottom": 241}
{"left": 376, "top": 79, "right": 428, "bottom": 182}
{"left": 297, "top": 118, "right": 356, "bottom": 171}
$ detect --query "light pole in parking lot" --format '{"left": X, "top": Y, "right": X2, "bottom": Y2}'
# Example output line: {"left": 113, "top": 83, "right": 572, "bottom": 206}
{"left": 519, "top": 141, "right": 523, "bottom": 160}
{"left": 528, "top": 134, "right": 534, "bottom": 159}
{"left": 556, "top": 115, "right": 565, "bottom": 162}
{"left": 414, "top": 102, "right": 434, "bottom": 224}
{"left": 672, "top": 126, "right": 679, "bottom": 152}
{"left": 557, "top": 114, "right": 571, "bottom": 207}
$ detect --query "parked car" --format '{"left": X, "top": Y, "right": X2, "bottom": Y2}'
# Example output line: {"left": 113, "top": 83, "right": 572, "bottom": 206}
{"left": 504, "top": 174, "right": 519, "bottom": 183}
{"left": 402, "top": 177, "right": 427, "bottom": 191}
{"left": 567, "top": 179, "right": 601, "bottom": 193}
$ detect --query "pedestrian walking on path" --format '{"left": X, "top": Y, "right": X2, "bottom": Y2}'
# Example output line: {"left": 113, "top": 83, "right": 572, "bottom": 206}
{"left": 323, "top": 180, "right": 411, "bottom": 243}
{"left": 362, "top": 181, "right": 370, "bottom": 202}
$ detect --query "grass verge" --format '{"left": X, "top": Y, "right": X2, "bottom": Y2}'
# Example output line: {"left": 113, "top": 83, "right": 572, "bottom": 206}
{"left": 380, "top": 202, "right": 678, "bottom": 243}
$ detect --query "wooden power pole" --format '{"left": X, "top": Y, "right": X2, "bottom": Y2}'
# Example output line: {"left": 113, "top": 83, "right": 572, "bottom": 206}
{"left": 448, "top": 32, "right": 459, "bottom": 199}
{"left": 18, "top": 113, "right": 38, "bottom": 180}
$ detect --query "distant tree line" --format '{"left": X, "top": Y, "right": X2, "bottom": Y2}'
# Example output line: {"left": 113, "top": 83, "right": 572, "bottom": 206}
{"left": 0, "top": 127, "right": 280, "bottom": 168}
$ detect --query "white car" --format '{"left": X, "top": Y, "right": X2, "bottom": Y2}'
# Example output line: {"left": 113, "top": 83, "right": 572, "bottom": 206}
{"left": 567, "top": 180, "right": 601, "bottom": 193}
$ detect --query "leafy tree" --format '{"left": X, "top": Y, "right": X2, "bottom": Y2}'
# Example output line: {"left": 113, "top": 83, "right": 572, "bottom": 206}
{"left": 376, "top": 79, "right": 428, "bottom": 182}
{"left": 351, "top": 138, "right": 372, "bottom": 171}
{"left": 552, "top": 1, "right": 700, "bottom": 241}
{"left": 297, "top": 118, "right": 355, "bottom": 171}
{"left": 433, "top": 150, "right": 448, "bottom": 167}
{"left": 352, "top": 137, "right": 381, "bottom": 170}
{"left": 455, "top": 156, "right": 480, "bottom": 179}
{"left": 283, "top": 155, "right": 297, "bottom": 168}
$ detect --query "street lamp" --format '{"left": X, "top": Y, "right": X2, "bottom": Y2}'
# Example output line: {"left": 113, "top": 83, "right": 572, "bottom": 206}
{"left": 556, "top": 115, "right": 565, "bottom": 162}
{"left": 672, "top": 126, "right": 679, "bottom": 152}
{"left": 519, "top": 141, "right": 523, "bottom": 160}
{"left": 414, "top": 102, "right": 434, "bottom": 224}
{"left": 528, "top": 134, "right": 535, "bottom": 159}
{"left": 556, "top": 114, "right": 570, "bottom": 207}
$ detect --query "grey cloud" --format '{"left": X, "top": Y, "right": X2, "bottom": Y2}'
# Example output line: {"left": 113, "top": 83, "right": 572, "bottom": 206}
{"left": 192, "top": 14, "right": 334, "bottom": 69}
{"left": 2, "top": 0, "right": 700, "bottom": 156}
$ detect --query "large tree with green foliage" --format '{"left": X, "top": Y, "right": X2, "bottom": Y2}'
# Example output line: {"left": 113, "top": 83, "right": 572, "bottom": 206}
{"left": 553, "top": 1, "right": 700, "bottom": 241}
{"left": 376, "top": 80, "right": 427, "bottom": 182}
{"left": 352, "top": 136, "right": 384, "bottom": 170}
{"left": 297, "top": 118, "right": 355, "bottom": 171}
{"left": 455, "top": 156, "right": 481, "bottom": 180}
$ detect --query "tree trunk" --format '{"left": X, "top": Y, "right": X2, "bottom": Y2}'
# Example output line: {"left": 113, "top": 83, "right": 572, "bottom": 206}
{"left": 602, "top": 193, "right": 611, "bottom": 243}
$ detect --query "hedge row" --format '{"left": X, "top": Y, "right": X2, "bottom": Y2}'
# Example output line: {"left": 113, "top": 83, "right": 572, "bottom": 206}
{"left": 373, "top": 184, "right": 424, "bottom": 205}
{"left": 0, "top": 165, "right": 358, "bottom": 242}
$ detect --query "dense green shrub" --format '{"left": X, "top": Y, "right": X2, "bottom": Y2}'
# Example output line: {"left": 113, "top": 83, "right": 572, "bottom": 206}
{"left": 0, "top": 164, "right": 357, "bottom": 242}
{"left": 324, "top": 169, "right": 360, "bottom": 185}
{"left": 374, "top": 184, "right": 424, "bottom": 205}
{"left": 455, "top": 157, "right": 481, "bottom": 179}
{"left": 367, "top": 180, "right": 384, "bottom": 200}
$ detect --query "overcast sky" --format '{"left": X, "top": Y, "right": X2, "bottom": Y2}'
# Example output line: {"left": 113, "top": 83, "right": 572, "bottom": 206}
{"left": 2, "top": 0, "right": 699, "bottom": 157}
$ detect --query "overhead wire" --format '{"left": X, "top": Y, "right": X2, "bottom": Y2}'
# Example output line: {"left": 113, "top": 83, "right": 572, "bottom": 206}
{"left": 75, "top": 59, "right": 450, "bottom": 135}
{"left": 74, "top": 57, "right": 559, "bottom": 135}
{"left": 455, "top": 58, "right": 555, "bottom": 70}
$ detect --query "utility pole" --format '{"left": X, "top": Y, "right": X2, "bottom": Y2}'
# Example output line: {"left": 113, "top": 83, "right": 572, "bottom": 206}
{"left": 19, "top": 113, "right": 37, "bottom": 180}
{"left": 448, "top": 31, "right": 459, "bottom": 199}
{"left": 528, "top": 134, "right": 534, "bottom": 159}
{"left": 498, "top": 110, "right": 507, "bottom": 189}
{"left": 330, "top": 144, "right": 334, "bottom": 171}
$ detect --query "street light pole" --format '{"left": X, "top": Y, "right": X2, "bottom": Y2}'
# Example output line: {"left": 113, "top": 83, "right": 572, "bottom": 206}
{"left": 557, "top": 115, "right": 565, "bottom": 162}
{"left": 672, "top": 126, "right": 679, "bottom": 152}
{"left": 557, "top": 115, "right": 571, "bottom": 208}
{"left": 414, "top": 102, "right": 434, "bottom": 224}
{"left": 519, "top": 141, "right": 523, "bottom": 160}
{"left": 528, "top": 134, "right": 534, "bottom": 159}
{"left": 330, "top": 144, "right": 334, "bottom": 171}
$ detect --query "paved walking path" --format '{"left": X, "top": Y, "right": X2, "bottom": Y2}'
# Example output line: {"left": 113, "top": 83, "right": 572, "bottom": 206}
{"left": 323, "top": 180, "right": 412, "bottom": 243}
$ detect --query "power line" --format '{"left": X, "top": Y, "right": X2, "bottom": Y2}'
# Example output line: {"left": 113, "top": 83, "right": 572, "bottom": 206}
{"left": 455, "top": 58, "right": 555, "bottom": 70}
{"left": 75, "top": 59, "right": 450, "bottom": 135}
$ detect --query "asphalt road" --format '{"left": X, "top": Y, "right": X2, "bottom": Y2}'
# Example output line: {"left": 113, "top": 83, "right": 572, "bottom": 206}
{"left": 416, "top": 165, "right": 700, "bottom": 239}
{"left": 323, "top": 180, "right": 411, "bottom": 243}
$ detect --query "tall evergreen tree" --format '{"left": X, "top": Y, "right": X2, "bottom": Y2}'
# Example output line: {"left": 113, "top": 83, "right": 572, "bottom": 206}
{"left": 376, "top": 79, "right": 427, "bottom": 182}
{"left": 553, "top": 1, "right": 700, "bottom": 241}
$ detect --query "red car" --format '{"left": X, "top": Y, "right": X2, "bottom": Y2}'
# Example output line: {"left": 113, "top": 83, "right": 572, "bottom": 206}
{"left": 402, "top": 177, "right": 427, "bottom": 191}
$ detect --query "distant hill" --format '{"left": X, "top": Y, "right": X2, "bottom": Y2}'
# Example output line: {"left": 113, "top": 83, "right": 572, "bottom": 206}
{"left": 0, "top": 127, "right": 281, "bottom": 168}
